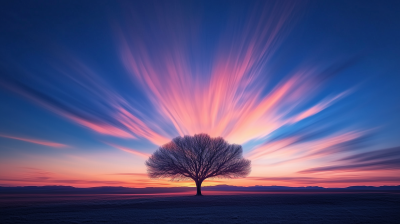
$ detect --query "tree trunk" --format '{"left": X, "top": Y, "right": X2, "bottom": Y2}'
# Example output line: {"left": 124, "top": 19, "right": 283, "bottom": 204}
{"left": 195, "top": 180, "right": 202, "bottom": 196}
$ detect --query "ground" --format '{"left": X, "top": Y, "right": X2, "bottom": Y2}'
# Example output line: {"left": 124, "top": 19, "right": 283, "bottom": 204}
{"left": 1, "top": 192, "right": 399, "bottom": 223}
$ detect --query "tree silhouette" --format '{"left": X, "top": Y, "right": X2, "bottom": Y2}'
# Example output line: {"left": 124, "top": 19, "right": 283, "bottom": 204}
{"left": 145, "top": 133, "right": 251, "bottom": 196}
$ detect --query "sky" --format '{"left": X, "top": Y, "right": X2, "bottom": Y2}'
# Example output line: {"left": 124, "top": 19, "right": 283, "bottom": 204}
{"left": 0, "top": 0, "right": 399, "bottom": 188}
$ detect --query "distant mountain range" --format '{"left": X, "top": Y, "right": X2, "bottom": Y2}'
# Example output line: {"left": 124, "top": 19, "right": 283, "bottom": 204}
{"left": 0, "top": 185, "right": 399, "bottom": 194}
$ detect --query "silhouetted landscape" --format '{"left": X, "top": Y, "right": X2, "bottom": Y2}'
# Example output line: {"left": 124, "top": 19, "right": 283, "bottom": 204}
{"left": 1, "top": 186, "right": 400, "bottom": 223}
{"left": 1, "top": 185, "right": 400, "bottom": 194}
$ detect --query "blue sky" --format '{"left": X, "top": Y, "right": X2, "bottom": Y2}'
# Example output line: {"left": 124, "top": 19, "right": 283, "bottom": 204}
{"left": 0, "top": 0, "right": 399, "bottom": 187}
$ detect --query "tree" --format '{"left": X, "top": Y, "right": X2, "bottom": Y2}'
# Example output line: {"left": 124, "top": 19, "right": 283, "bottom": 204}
{"left": 145, "top": 133, "right": 251, "bottom": 196}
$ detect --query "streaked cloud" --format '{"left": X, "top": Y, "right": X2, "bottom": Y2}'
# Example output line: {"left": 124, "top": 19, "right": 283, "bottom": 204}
{"left": 0, "top": 0, "right": 398, "bottom": 188}
{"left": 248, "top": 176, "right": 400, "bottom": 185}
{"left": 299, "top": 146, "right": 400, "bottom": 174}
{"left": 110, "top": 173, "right": 148, "bottom": 177}
{"left": 0, "top": 134, "right": 66, "bottom": 148}
{"left": 106, "top": 143, "right": 151, "bottom": 159}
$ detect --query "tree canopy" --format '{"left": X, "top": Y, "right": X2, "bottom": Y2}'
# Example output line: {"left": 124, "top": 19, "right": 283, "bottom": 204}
{"left": 145, "top": 133, "right": 251, "bottom": 195}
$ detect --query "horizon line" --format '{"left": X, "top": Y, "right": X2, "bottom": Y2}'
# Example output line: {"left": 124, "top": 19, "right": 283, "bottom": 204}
{"left": 1, "top": 184, "right": 399, "bottom": 189}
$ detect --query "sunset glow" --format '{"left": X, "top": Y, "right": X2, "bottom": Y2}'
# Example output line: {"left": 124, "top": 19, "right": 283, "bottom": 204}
{"left": 1, "top": 0, "right": 399, "bottom": 188}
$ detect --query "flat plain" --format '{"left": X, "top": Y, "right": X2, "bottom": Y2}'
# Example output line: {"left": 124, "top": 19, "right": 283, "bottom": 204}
{"left": 1, "top": 191, "right": 399, "bottom": 223}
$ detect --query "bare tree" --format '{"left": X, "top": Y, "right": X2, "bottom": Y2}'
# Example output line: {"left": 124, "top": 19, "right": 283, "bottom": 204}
{"left": 145, "top": 133, "right": 251, "bottom": 196}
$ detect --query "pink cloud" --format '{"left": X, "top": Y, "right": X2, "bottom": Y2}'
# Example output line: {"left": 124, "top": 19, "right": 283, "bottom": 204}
{"left": 0, "top": 134, "right": 67, "bottom": 148}
{"left": 290, "top": 91, "right": 350, "bottom": 123}
{"left": 105, "top": 142, "right": 151, "bottom": 159}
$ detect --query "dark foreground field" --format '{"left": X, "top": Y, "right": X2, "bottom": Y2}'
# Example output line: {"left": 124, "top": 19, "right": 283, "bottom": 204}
{"left": 1, "top": 192, "right": 399, "bottom": 224}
